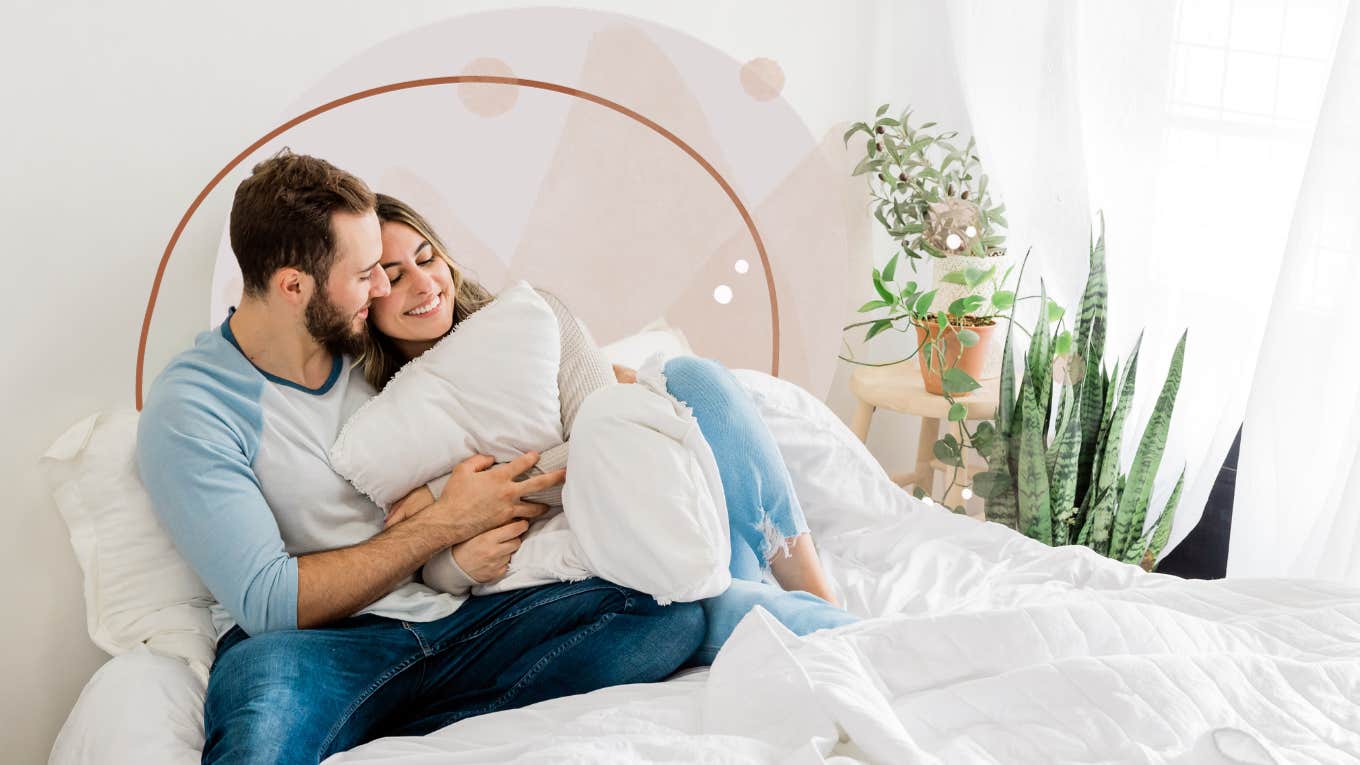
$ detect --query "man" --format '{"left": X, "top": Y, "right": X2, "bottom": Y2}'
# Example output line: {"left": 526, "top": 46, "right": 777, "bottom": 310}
{"left": 137, "top": 150, "right": 705, "bottom": 764}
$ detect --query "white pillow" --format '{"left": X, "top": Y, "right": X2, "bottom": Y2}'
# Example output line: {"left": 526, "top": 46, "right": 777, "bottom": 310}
{"left": 730, "top": 369, "right": 912, "bottom": 540}
{"left": 601, "top": 318, "right": 696, "bottom": 370}
{"left": 330, "top": 280, "right": 564, "bottom": 510}
{"left": 40, "top": 410, "right": 217, "bottom": 681}
{"left": 49, "top": 646, "right": 206, "bottom": 765}
{"left": 555, "top": 355, "right": 731, "bottom": 604}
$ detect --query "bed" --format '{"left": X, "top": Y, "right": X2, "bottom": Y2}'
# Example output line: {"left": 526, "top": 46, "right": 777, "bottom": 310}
{"left": 46, "top": 360, "right": 1360, "bottom": 764}
{"left": 47, "top": 11, "right": 1360, "bottom": 758}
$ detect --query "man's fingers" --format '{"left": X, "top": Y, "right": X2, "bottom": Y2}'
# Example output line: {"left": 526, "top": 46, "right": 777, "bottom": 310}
{"left": 496, "top": 451, "right": 541, "bottom": 476}
{"left": 491, "top": 519, "right": 530, "bottom": 542}
{"left": 512, "top": 501, "right": 549, "bottom": 519}
{"left": 456, "top": 453, "right": 498, "bottom": 473}
{"left": 517, "top": 468, "right": 566, "bottom": 495}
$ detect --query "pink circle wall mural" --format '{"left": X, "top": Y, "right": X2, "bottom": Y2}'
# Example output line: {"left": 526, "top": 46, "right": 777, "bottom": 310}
{"left": 202, "top": 7, "right": 849, "bottom": 398}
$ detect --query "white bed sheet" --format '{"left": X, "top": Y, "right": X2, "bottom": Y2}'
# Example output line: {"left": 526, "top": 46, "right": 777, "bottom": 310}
{"left": 50, "top": 366, "right": 1360, "bottom": 764}
{"left": 55, "top": 502, "right": 1360, "bottom": 764}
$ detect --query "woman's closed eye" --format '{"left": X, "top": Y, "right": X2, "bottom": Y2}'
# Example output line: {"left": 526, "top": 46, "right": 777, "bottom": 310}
{"left": 385, "top": 256, "right": 437, "bottom": 285}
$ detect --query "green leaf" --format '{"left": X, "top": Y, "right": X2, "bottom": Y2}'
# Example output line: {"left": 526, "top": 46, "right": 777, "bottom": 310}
{"left": 971, "top": 469, "right": 1009, "bottom": 499}
{"left": 991, "top": 291, "right": 1016, "bottom": 310}
{"left": 872, "top": 269, "right": 894, "bottom": 303}
{"left": 1048, "top": 391, "right": 1082, "bottom": 546}
{"left": 957, "top": 329, "right": 980, "bottom": 347}
{"left": 940, "top": 271, "right": 969, "bottom": 285}
{"left": 864, "top": 319, "right": 893, "bottom": 342}
{"left": 1146, "top": 466, "right": 1186, "bottom": 567}
{"left": 857, "top": 299, "right": 891, "bottom": 313}
{"left": 948, "top": 402, "right": 967, "bottom": 422}
{"left": 876, "top": 102, "right": 890, "bottom": 117}
{"left": 933, "top": 439, "right": 963, "bottom": 467}
{"left": 1018, "top": 383, "right": 1054, "bottom": 545}
{"left": 912, "top": 485, "right": 927, "bottom": 499}
{"left": 842, "top": 122, "right": 871, "bottom": 145}
{"left": 1047, "top": 299, "right": 1065, "bottom": 323}
{"left": 913, "top": 290, "right": 937, "bottom": 315}
{"left": 964, "top": 265, "right": 996, "bottom": 288}
{"left": 947, "top": 295, "right": 986, "bottom": 316}
{"left": 1111, "top": 332, "right": 1187, "bottom": 561}
{"left": 882, "top": 252, "right": 900, "bottom": 283}
{"left": 942, "top": 368, "right": 981, "bottom": 394}
{"left": 1054, "top": 331, "right": 1073, "bottom": 356}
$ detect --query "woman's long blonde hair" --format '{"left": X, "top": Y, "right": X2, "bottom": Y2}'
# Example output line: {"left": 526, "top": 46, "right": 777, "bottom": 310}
{"left": 363, "top": 193, "right": 496, "bottom": 390}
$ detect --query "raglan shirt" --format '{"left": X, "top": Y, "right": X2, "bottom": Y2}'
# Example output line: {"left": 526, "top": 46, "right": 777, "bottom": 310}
{"left": 137, "top": 316, "right": 461, "bottom": 638}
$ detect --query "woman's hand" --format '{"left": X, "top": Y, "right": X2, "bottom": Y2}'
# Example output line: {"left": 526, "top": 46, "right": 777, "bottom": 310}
{"left": 385, "top": 485, "right": 436, "bottom": 528}
{"left": 612, "top": 364, "right": 637, "bottom": 384}
{"left": 451, "top": 519, "right": 530, "bottom": 582}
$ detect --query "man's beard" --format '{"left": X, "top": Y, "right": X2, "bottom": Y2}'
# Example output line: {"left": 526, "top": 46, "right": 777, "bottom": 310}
{"left": 305, "top": 288, "right": 367, "bottom": 357}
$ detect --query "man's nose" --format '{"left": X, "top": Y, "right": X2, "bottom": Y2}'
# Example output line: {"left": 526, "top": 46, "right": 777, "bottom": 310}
{"left": 371, "top": 266, "right": 392, "bottom": 298}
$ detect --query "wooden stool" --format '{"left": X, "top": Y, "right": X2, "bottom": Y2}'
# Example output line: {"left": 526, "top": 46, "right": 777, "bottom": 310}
{"left": 849, "top": 361, "right": 999, "bottom": 518}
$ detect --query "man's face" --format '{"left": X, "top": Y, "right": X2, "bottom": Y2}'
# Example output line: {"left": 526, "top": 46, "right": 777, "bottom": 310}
{"left": 305, "top": 209, "right": 389, "bottom": 356}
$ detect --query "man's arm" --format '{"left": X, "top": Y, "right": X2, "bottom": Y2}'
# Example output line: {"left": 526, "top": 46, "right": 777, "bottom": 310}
{"left": 140, "top": 395, "right": 561, "bottom": 634}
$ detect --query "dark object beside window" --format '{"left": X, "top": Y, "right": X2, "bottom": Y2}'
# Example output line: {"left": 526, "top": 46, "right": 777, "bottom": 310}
{"left": 1156, "top": 425, "right": 1241, "bottom": 580}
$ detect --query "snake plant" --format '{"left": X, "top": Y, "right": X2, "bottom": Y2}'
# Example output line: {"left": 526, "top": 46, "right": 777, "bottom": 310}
{"left": 972, "top": 217, "right": 1187, "bottom": 570}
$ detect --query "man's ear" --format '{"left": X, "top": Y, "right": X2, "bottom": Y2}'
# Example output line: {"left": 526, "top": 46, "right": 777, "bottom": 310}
{"left": 273, "top": 268, "right": 311, "bottom": 308}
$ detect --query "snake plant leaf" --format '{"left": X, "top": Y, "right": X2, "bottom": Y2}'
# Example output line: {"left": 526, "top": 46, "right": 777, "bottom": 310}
{"left": 1111, "top": 332, "right": 1187, "bottom": 560}
{"left": 1048, "top": 391, "right": 1082, "bottom": 543}
{"left": 1088, "top": 485, "right": 1116, "bottom": 555}
{"left": 1018, "top": 383, "right": 1054, "bottom": 546}
{"left": 1147, "top": 466, "right": 1186, "bottom": 567}
{"left": 998, "top": 317, "right": 1016, "bottom": 438}
{"left": 1075, "top": 322, "right": 1107, "bottom": 507}
{"left": 1028, "top": 282, "right": 1053, "bottom": 443}
{"left": 1075, "top": 214, "right": 1108, "bottom": 358}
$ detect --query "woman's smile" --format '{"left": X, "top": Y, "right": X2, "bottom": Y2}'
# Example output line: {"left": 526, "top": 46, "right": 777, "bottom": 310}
{"left": 405, "top": 293, "right": 444, "bottom": 318}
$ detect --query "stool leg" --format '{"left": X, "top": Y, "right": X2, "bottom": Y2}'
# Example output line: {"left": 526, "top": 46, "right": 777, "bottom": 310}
{"left": 891, "top": 416, "right": 939, "bottom": 492}
{"left": 851, "top": 401, "right": 876, "bottom": 443}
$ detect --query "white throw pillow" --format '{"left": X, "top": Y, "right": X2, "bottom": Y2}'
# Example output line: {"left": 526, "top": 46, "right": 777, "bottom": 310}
{"left": 40, "top": 410, "right": 217, "bottom": 681}
{"left": 330, "top": 280, "right": 564, "bottom": 510}
{"left": 601, "top": 318, "right": 696, "bottom": 370}
{"left": 555, "top": 355, "right": 732, "bottom": 604}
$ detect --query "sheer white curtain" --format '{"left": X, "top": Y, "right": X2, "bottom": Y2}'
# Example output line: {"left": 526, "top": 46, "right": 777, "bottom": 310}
{"left": 1230, "top": 1, "right": 1360, "bottom": 580}
{"left": 941, "top": 0, "right": 1349, "bottom": 558}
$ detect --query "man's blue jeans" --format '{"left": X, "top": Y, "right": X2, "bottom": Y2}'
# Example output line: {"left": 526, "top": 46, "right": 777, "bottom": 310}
{"left": 662, "top": 356, "right": 859, "bottom": 664}
{"left": 202, "top": 578, "right": 703, "bottom": 764}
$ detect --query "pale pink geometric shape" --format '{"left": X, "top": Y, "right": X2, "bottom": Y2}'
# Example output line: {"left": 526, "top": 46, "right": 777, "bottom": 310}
{"left": 457, "top": 57, "right": 518, "bottom": 117}
{"left": 740, "top": 58, "right": 785, "bottom": 101}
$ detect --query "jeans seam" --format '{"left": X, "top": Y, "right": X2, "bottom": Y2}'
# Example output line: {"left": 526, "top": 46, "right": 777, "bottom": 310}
{"left": 431, "top": 582, "right": 630, "bottom": 652}
{"left": 316, "top": 649, "right": 424, "bottom": 758}
{"left": 464, "top": 606, "right": 623, "bottom": 721}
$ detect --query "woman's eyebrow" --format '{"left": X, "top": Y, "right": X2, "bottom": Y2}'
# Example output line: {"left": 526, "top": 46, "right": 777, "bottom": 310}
{"left": 381, "top": 241, "right": 430, "bottom": 269}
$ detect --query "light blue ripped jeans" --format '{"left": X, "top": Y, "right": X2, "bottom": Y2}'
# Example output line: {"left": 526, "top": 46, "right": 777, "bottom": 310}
{"left": 662, "top": 356, "right": 859, "bottom": 665}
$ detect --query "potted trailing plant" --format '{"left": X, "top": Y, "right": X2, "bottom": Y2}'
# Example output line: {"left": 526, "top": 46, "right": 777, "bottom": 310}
{"left": 965, "top": 218, "right": 1188, "bottom": 570}
{"left": 843, "top": 104, "right": 1011, "bottom": 396}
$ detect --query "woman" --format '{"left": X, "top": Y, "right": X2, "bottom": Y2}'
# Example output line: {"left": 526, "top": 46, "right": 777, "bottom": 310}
{"left": 365, "top": 193, "right": 856, "bottom": 664}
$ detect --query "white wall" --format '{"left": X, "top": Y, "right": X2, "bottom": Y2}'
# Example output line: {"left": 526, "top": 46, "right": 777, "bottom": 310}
{"left": 0, "top": 1, "right": 967, "bottom": 761}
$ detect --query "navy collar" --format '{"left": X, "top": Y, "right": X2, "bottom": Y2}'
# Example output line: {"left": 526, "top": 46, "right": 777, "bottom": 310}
{"left": 220, "top": 308, "right": 343, "bottom": 396}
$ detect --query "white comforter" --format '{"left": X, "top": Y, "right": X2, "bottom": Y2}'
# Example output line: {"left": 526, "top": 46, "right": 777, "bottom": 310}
{"left": 52, "top": 368, "right": 1360, "bottom": 764}
{"left": 324, "top": 506, "right": 1360, "bottom": 764}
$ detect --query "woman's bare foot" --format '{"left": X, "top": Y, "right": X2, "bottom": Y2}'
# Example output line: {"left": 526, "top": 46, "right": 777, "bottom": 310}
{"left": 769, "top": 533, "right": 839, "bottom": 606}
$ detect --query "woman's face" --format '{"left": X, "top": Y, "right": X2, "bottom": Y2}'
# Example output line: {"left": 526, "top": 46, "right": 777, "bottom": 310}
{"left": 371, "top": 221, "right": 456, "bottom": 357}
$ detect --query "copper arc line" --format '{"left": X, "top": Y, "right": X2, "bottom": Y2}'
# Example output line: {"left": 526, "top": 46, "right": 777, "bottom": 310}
{"left": 136, "top": 75, "right": 779, "bottom": 410}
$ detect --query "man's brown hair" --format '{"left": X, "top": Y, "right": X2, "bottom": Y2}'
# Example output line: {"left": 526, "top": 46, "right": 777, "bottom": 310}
{"left": 229, "top": 149, "right": 376, "bottom": 296}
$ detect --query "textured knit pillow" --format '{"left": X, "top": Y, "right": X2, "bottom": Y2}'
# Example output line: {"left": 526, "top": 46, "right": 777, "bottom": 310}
{"left": 330, "top": 280, "right": 564, "bottom": 510}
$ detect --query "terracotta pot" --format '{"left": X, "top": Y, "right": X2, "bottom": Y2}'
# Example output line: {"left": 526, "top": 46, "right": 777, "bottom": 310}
{"left": 913, "top": 319, "right": 997, "bottom": 397}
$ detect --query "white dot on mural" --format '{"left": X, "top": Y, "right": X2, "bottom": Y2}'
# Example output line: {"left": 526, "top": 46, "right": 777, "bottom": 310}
{"left": 739, "top": 57, "right": 785, "bottom": 101}
{"left": 713, "top": 285, "right": 733, "bottom": 304}
{"left": 734, "top": 259, "right": 749, "bottom": 274}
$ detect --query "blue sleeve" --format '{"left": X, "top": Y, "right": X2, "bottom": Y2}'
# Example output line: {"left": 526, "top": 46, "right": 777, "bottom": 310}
{"left": 137, "top": 378, "right": 298, "bottom": 636}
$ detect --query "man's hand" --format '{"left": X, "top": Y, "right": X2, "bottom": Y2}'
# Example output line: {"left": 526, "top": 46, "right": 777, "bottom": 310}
{"left": 452, "top": 520, "right": 529, "bottom": 582}
{"left": 613, "top": 364, "right": 638, "bottom": 384}
{"left": 385, "top": 485, "right": 435, "bottom": 528}
{"left": 410, "top": 451, "right": 565, "bottom": 547}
